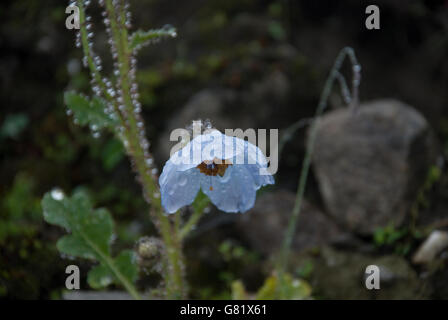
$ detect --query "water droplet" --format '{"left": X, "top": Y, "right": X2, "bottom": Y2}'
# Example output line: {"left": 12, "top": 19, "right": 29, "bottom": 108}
{"left": 107, "top": 88, "right": 116, "bottom": 97}
{"left": 145, "top": 158, "right": 154, "bottom": 166}
{"left": 51, "top": 188, "right": 65, "bottom": 201}
{"left": 178, "top": 176, "right": 187, "bottom": 186}
{"left": 100, "top": 276, "right": 113, "bottom": 286}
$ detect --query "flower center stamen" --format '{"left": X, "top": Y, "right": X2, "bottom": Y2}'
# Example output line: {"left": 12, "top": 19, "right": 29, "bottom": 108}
{"left": 197, "top": 158, "right": 232, "bottom": 178}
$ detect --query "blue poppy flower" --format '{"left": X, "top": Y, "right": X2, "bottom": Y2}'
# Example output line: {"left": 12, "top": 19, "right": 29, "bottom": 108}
{"left": 159, "top": 130, "right": 274, "bottom": 213}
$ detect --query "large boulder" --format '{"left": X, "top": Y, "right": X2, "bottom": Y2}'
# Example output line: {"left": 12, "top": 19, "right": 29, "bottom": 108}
{"left": 311, "top": 99, "right": 436, "bottom": 234}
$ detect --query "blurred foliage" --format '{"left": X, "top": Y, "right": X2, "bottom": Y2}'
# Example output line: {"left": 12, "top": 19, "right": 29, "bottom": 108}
{"left": 0, "top": 114, "right": 29, "bottom": 140}
{"left": 218, "top": 240, "right": 259, "bottom": 285}
{"left": 0, "top": 173, "right": 41, "bottom": 244}
{"left": 231, "top": 273, "right": 312, "bottom": 300}
{"left": 295, "top": 259, "right": 314, "bottom": 279}
{"left": 374, "top": 224, "right": 409, "bottom": 249}
{"left": 0, "top": 172, "right": 62, "bottom": 299}
{"left": 373, "top": 224, "right": 422, "bottom": 256}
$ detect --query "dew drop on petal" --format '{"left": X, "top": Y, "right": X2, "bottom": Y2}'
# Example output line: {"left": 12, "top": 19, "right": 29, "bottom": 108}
{"left": 178, "top": 176, "right": 187, "bottom": 187}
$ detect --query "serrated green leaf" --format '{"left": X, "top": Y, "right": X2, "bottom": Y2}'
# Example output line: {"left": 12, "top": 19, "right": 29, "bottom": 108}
{"left": 42, "top": 190, "right": 112, "bottom": 257}
{"left": 75, "top": 207, "right": 113, "bottom": 256}
{"left": 114, "top": 250, "right": 139, "bottom": 284}
{"left": 64, "top": 91, "right": 118, "bottom": 130}
{"left": 57, "top": 234, "right": 97, "bottom": 260}
{"left": 129, "top": 26, "right": 177, "bottom": 51}
{"left": 87, "top": 264, "right": 114, "bottom": 289}
{"left": 41, "top": 189, "right": 140, "bottom": 298}
{"left": 42, "top": 192, "right": 71, "bottom": 231}
{"left": 87, "top": 250, "right": 138, "bottom": 290}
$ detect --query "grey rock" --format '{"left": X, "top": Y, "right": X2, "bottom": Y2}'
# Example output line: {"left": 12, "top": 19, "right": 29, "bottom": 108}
{"left": 311, "top": 99, "right": 436, "bottom": 234}
{"left": 236, "top": 190, "right": 354, "bottom": 256}
{"left": 291, "top": 247, "right": 431, "bottom": 299}
{"left": 249, "top": 70, "right": 290, "bottom": 104}
{"left": 430, "top": 263, "right": 448, "bottom": 299}
{"left": 412, "top": 230, "right": 448, "bottom": 264}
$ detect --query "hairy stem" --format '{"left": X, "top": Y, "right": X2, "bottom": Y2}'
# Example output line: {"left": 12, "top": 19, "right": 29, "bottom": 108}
{"left": 96, "top": 0, "right": 186, "bottom": 298}
{"left": 77, "top": 0, "right": 145, "bottom": 299}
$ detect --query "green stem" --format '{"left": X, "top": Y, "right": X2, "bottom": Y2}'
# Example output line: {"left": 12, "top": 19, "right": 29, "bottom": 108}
{"left": 104, "top": 0, "right": 186, "bottom": 299}
{"left": 77, "top": 0, "right": 129, "bottom": 135}
{"left": 77, "top": 0, "right": 141, "bottom": 299}
{"left": 180, "top": 192, "right": 210, "bottom": 239}
{"left": 180, "top": 208, "right": 205, "bottom": 239}
{"left": 277, "top": 47, "right": 360, "bottom": 297}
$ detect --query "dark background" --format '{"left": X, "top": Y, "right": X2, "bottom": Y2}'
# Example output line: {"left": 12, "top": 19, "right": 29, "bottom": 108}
{"left": 1, "top": 0, "right": 448, "bottom": 299}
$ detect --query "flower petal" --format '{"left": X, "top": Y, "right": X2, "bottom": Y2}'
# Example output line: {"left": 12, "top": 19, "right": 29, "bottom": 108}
{"left": 159, "top": 162, "right": 201, "bottom": 213}
{"left": 200, "top": 165, "right": 257, "bottom": 213}
{"left": 229, "top": 139, "right": 274, "bottom": 187}
{"left": 170, "top": 130, "right": 244, "bottom": 170}
{"left": 245, "top": 164, "right": 275, "bottom": 188}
